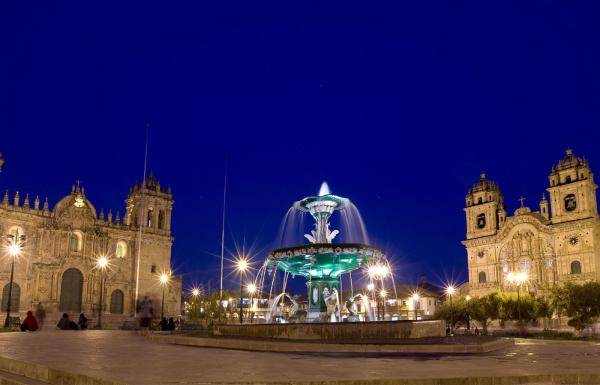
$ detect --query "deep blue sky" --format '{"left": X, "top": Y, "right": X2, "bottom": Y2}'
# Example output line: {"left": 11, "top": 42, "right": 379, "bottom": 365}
{"left": 1, "top": 2, "right": 600, "bottom": 293}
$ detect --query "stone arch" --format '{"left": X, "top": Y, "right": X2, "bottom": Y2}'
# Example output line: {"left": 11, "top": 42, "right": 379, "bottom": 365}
{"left": 59, "top": 268, "right": 84, "bottom": 312}
{"left": 570, "top": 260, "right": 582, "bottom": 275}
{"left": 478, "top": 271, "right": 487, "bottom": 283}
{"left": 110, "top": 289, "right": 124, "bottom": 314}
{"left": 1, "top": 282, "right": 20, "bottom": 312}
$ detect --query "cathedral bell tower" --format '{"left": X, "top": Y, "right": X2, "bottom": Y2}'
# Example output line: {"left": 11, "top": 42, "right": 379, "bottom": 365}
{"left": 465, "top": 173, "right": 505, "bottom": 239}
{"left": 547, "top": 149, "right": 597, "bottom": 224}
{"left": 125, "top": 172, "right": 174, "bottom": 233}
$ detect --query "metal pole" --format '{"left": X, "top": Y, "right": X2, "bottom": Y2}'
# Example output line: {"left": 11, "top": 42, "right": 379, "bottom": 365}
{"left": 449, "top": 294, "right": 454, "bottom": 336}
{"left": 4, "top": 231, "right": 19, "bottom": 328}
{"left": 3, "top": 255, "right": 15, "bottom": 328}
{"left": 161, "top": 284, "right": 165, "bottom": 319}
{"left": 98, "top": 270, "right": 105, "bottom": 329}
{"left": 517, "top": 284, "right": 522, "bottom": 333}
{"left": 239, "top": 273, "right": 243, "bottom": 324}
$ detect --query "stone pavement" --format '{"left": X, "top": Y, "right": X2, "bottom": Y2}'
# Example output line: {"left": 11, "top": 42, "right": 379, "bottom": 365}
{"left": 1, "top": 330, "right": 600, "bottom": 385}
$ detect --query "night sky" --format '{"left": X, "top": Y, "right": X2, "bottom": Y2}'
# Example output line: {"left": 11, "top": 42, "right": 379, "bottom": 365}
{"left": 2, "top": 2, "right": 600, "bottom": 293}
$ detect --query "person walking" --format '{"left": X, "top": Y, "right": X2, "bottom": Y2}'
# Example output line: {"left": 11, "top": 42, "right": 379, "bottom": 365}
{"left": 139, "top": 296, "right": 153, "bottom": 335}
{"left": 35, "top": 303, "right": 46, "bottom": 330}
{"left": 20, "top": 311, "right": 38, "bottom": 332}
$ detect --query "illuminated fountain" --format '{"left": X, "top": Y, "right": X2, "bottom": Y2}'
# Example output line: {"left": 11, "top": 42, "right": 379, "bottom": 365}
{"left": 264, "top": 182, "right": 387, "bottom": 322}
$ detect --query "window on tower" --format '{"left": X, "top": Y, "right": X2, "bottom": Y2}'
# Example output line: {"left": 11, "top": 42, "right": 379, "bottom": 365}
{"left": 147, "top": 209, "right": 153, "bottom": 227}
{"left": 478, "top": 271, "right": 487, "bottom": 283}
{"left": 476, "top": 213, "right": 486, "bottom": 229}
{"left": 158, "top": 210, "right": 165, "bottom": 229}
{"left": 570, "top": 260, "right": 582, "bottom": 274}
{"left": 564, "top": 194, "right": 577, "bottom": 212}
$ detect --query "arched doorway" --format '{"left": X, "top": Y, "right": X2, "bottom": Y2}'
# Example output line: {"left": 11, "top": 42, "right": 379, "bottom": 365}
{"left": 1, "top": 283, "right": 20, "bottom": 312}
{"left": 110, "top": 289, "right": 124, "bottom": 314}
{"left": 59, "top": 268, "right": 83, "bottom": 312}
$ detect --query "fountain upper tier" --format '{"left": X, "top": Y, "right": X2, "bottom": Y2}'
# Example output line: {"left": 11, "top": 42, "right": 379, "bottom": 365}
{"left": 268, "top": 243, "right": 385, "bottom": 279}
{"left": 293, "top": 183, "right": 350, "bottom": 244}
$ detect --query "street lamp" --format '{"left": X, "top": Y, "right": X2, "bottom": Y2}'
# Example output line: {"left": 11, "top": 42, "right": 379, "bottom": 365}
{"left": 412, "top": 293, "right": 420, "bottom": 320}
{"left": 96, "top": 256, "right": 109, "bottom": 329}
{"left": 4, "top": 231, "right": 23, "bottom": 328}
{"left": 446, "top": 285, "right": 456, "bottom": 336}
{"left": 159, "top": 272, "right": 170, "bottom": 318}
{"left": 368, "top": 263, "right": 389, "bottom": 321}
{"left": 379, "top": 289, "right": 387, "bottom": 320}
{"left": 236, "top": 258, "right": 248, "bottom": 324}
{"left": 507, "top": 271, "right": 528, "bottom": 332}
{"left": 247, "top": 283, "right": 256, "bottom": 323}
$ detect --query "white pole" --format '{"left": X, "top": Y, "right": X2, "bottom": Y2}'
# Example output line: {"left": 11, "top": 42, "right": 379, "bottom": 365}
{"left": 134, "top": 125, "right": 149, "bottom": 317}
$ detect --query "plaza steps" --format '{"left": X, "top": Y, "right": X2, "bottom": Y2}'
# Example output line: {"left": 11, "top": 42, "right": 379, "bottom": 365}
{"left": 0, "top": 370, "right": 49, "bottom": 385}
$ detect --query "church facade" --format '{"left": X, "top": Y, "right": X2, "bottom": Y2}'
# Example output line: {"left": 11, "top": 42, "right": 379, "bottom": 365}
{"left": 0, "top": 170, "right": 181, "bottom": 328}
{"left": 463, "top": 149, "right": 600, "bottom": 297}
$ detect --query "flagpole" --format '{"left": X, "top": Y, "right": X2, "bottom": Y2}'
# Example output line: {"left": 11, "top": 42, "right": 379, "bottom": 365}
{"left": 134, "top": 124, "right": 149, "bottom": 317}
{"left": 219, "top": 157, "right": 228, "bottom": 301}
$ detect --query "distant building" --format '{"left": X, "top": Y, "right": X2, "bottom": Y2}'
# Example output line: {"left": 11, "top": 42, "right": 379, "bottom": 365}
{"left": 463, "top": 149, "right": 599, "bottom": 297}
{"left": 0, "top": 168, "right": 181, "bottom": 328}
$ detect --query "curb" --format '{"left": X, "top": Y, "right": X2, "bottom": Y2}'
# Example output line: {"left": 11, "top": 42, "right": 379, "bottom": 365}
{"left": 2, "top": 353, "right": 600, "bottom": 385}
{"left": 0, "top": 355, "right": 127, "bottom": 385}
{"left": 146, "top": 334, "right": 515, "bottom": 354}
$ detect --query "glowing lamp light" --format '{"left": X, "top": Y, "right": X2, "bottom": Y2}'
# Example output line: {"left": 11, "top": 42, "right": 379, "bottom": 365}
{"left": 237, "top": 258, "right": 248, "bottom": 272}
{"left": 411, "top": 293, "right": 420, "bottom": 301}
{"left": 465, "top": 295, "right": 472, "bottom": 301}
{"left": 191, "top": 288, "right": 200, "bottom": 297}
{"left": 379, "top": 289, "right": 387, "bottom": 298}
{"left": 367, "top": 283, "right": 375, "bottom": 291}
{"left": 247, "top": 283, "right": 256, "bottom": 294}
{"left": 446, "top": 286, "right": 456, "bottom": 295}
{"left": 97, "top": 256, "right": 108, "bottom": 269}
{"left": 8, "top": 244, "right": 21, "bottom": 257}
{"left": 160, "top": 273, "right": 170, "bottom": 284}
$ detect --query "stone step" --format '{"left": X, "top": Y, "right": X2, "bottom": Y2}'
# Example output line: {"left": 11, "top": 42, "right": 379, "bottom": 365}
{"left": 0, "top": 370, "right": 48, "bottom": 385}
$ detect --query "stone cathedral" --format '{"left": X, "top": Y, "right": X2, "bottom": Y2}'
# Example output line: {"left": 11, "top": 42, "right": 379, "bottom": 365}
{"left": 463, "top": 149, "right": 599, "bottom": 297}
{"left": 0, "top": 166, "right": 181, "bottom": 328}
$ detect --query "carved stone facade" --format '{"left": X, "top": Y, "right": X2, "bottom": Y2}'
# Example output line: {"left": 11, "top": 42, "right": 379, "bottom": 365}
{"left": 0, "top": 173, "right": 181, "bottom": 327}
{"left": 463, "top": 149, "right": 600, "bottom": 297}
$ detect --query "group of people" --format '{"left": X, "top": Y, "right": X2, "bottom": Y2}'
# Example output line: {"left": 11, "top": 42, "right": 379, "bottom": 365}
{"left": 57, "top": 313, "right": 88, "bottom": 330}
{"left": 17, "top": 298, "right": 176, "bottom": 333}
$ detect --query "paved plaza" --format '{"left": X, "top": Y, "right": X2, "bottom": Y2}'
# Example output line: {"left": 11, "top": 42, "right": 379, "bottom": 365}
{"left": 1, "top": 330, "right": 600, "bottom": 384}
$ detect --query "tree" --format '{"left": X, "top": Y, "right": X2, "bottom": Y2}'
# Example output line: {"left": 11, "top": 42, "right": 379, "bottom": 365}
{"left": 550, "top": 282, "right": 600, "bottom": 331}
{"left": 466, "top": 293, "right": 501, "bottom": 334}
{"left": 434, "top": 297, "right": 469, "bottom": 329}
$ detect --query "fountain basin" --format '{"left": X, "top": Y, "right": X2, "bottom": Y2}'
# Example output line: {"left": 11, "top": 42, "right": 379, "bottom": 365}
{"left": 212, "top": 320, "right": 445, "bottom": 340}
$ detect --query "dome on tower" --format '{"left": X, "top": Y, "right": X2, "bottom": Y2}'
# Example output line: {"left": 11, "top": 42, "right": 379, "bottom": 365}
{"left": 553, "top": 148, "right": 588, "bottom": 172}
{"left": 468, "top": 172, "right": 501, "bottom": 194}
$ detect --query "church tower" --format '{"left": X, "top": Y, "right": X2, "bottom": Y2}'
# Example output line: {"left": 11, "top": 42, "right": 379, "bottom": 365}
{"left": 125, "top": 172, "right": 174, "bottom": 233}
{"left": 547, "top": 149, "right": 598, "bottom": 224}
{"left": 465, "top": 173, "right": 505, "bottom": 239}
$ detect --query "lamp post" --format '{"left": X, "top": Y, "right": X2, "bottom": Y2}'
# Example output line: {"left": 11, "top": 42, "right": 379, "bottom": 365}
{"left": 247, "top": 283, "right": 256, "bottom": 323}
{"left": 367, "top": 283, "right": 376, "bottom": 320}
{"left": 412, "top": 293, "right": 420, "bottom": 320}
{"left": 368, "top": 263, "right": 389, "bottom": 321}
{"left": 507, "top": 271, "right": 528, "bottom": 333}
{"left": 446, "top": 286, "right": 456, "bottom": 336}
{"left": 159, "top": 273, "right": 170, "bottom": 319}
{"left": 379, "top": 289, "right": 387, "bottom": 320}
{"left": 96, "top": 256, "right": 109, "bottom": 329}
{"left": 4, "top": 230, "right": 23, "bottom": 328}
{"left": 236, "top": 258, "right": 248, "bottom": 324}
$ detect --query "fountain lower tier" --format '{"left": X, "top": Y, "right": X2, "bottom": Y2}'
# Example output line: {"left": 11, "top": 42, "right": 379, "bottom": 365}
{"left": 268, "top": 243, "right": 385, "bottom": 321}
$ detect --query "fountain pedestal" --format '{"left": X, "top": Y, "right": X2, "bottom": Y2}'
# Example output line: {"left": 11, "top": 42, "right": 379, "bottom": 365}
{"left": 307, "top": 278, "right": 339, "bottom": 321}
